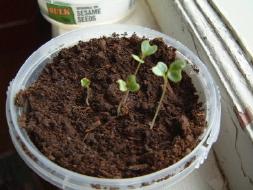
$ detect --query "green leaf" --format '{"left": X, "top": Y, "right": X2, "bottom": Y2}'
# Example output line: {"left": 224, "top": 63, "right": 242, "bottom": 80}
{"left": 126, "top": 75, "right": 140, "bottom": 92}
{"left": 117, "top": 79, "right": 128, "bottom": 92}
{"left": 81, "top": 78, "right": 90, "bottom": 88}
{"left": 132, "top": 54, "right": 144, "bottom": 63}
{"left": 152, "top": 62, "right": 168, "bottom": 77}
{"left": 169, "top": 59, "right": 186, "bottom": 71}
{"left": 167, "top": 70, "right": 182, "bottom": 83}
{"left": 141, "top": 40, "right": 158, "bottom": 57}
{"left": 167, "top": 59, "right": 186, "bottom": 83}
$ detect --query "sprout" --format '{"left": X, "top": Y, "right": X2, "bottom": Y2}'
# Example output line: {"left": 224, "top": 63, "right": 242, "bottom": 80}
{"left": 81, "top": 78, "right": 90, "bottom": 88}
{"left": 117, "top": 75, "right": 140, "bottom": 92}
{"left": 131, "top": 54, "right": 144, "bottom": 64}
{"left": 150, "top": 59, "right": 186, "bottom": 129}
{"left": 81, "top": 77, "right": 91, "bottom": 106}
{"left": 116, "top": 40, "right": 157, "bottom": 116}
{"left": 132, "top": 40, "right": 158, "bottom": 75}
{"left": 117, "top": 75, "right": 140, "bottom": 115}
{"left": 141, "top": 40, "right": 158, "bottom": 58}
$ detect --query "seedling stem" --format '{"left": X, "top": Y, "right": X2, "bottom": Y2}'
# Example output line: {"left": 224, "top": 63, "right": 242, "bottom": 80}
{"left": 150, "top": 60, "right": 186, "bottom": 129}
{"left": 134, "top": 54, "right": 145, "bottom": 75}
{"left": 150, "top": 76, "right": 168, "bottom": 129}
{"left": 81, "top": 78, "right": 91, "bottom": 106}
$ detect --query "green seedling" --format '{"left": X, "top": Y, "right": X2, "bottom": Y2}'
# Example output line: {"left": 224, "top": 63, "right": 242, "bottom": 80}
{"left": 117, "top": 75, "right": 140, "bottom": 115}
{"left": 81, "top": 77, "right": 91, "bottom": 106}
{"left": 132, "top": 40, "right": 158, "bottom": 75}
{"left": 150, "top": 59, "right": 186, "bottom": 129}
{"left": 116, "top": 40, "right": 157, "bottom": 115}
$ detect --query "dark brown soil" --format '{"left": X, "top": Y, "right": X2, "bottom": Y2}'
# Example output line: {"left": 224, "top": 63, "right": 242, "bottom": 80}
{"left": 15, "top": 35, "right": 205, "bottom": 178}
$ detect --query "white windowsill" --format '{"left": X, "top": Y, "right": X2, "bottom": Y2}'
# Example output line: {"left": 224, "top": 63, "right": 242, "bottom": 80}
{"left": 211, "top": 0, "right": 253, "bottom": 61}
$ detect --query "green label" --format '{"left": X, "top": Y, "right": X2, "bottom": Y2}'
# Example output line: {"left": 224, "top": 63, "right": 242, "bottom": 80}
{"left": 47, "top": 3, "right": 76, "bottom": 24}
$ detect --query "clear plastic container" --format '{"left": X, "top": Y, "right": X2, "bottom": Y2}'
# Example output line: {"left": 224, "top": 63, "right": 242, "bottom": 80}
{"left": 6, "top": 24, "right": 221, "bottom": 190}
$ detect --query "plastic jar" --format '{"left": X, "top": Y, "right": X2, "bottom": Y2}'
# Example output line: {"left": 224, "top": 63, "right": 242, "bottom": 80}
{"left": 6, "top": 24, "right": 221, "bottom": 190}
{"left": 37, "top": 0, "right": 136, "bottom": 36}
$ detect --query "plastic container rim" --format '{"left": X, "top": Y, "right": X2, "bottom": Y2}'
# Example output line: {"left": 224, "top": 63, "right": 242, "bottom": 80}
{"left": 6, "top": 24, "right": 220, "bottom": 185}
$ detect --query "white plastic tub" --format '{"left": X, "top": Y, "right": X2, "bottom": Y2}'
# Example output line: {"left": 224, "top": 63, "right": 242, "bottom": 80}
{"left": 6, "top": 24, "right": 221, "bottom": 190}
{"left": 37, "top": 0, "right": 136, "bottom": 36}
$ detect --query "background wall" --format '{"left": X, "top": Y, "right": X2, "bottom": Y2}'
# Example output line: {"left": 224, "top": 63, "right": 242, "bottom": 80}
{"left": 0, "top": 0, "right": 54, "bottom": 189}
{"left": 0, "top": 0, "right": 51, "bottom": 154}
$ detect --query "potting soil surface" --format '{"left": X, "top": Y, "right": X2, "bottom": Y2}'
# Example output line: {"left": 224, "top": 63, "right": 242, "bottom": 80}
{"left": 15, "top": 35, "right": 205, "bottom": 178}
